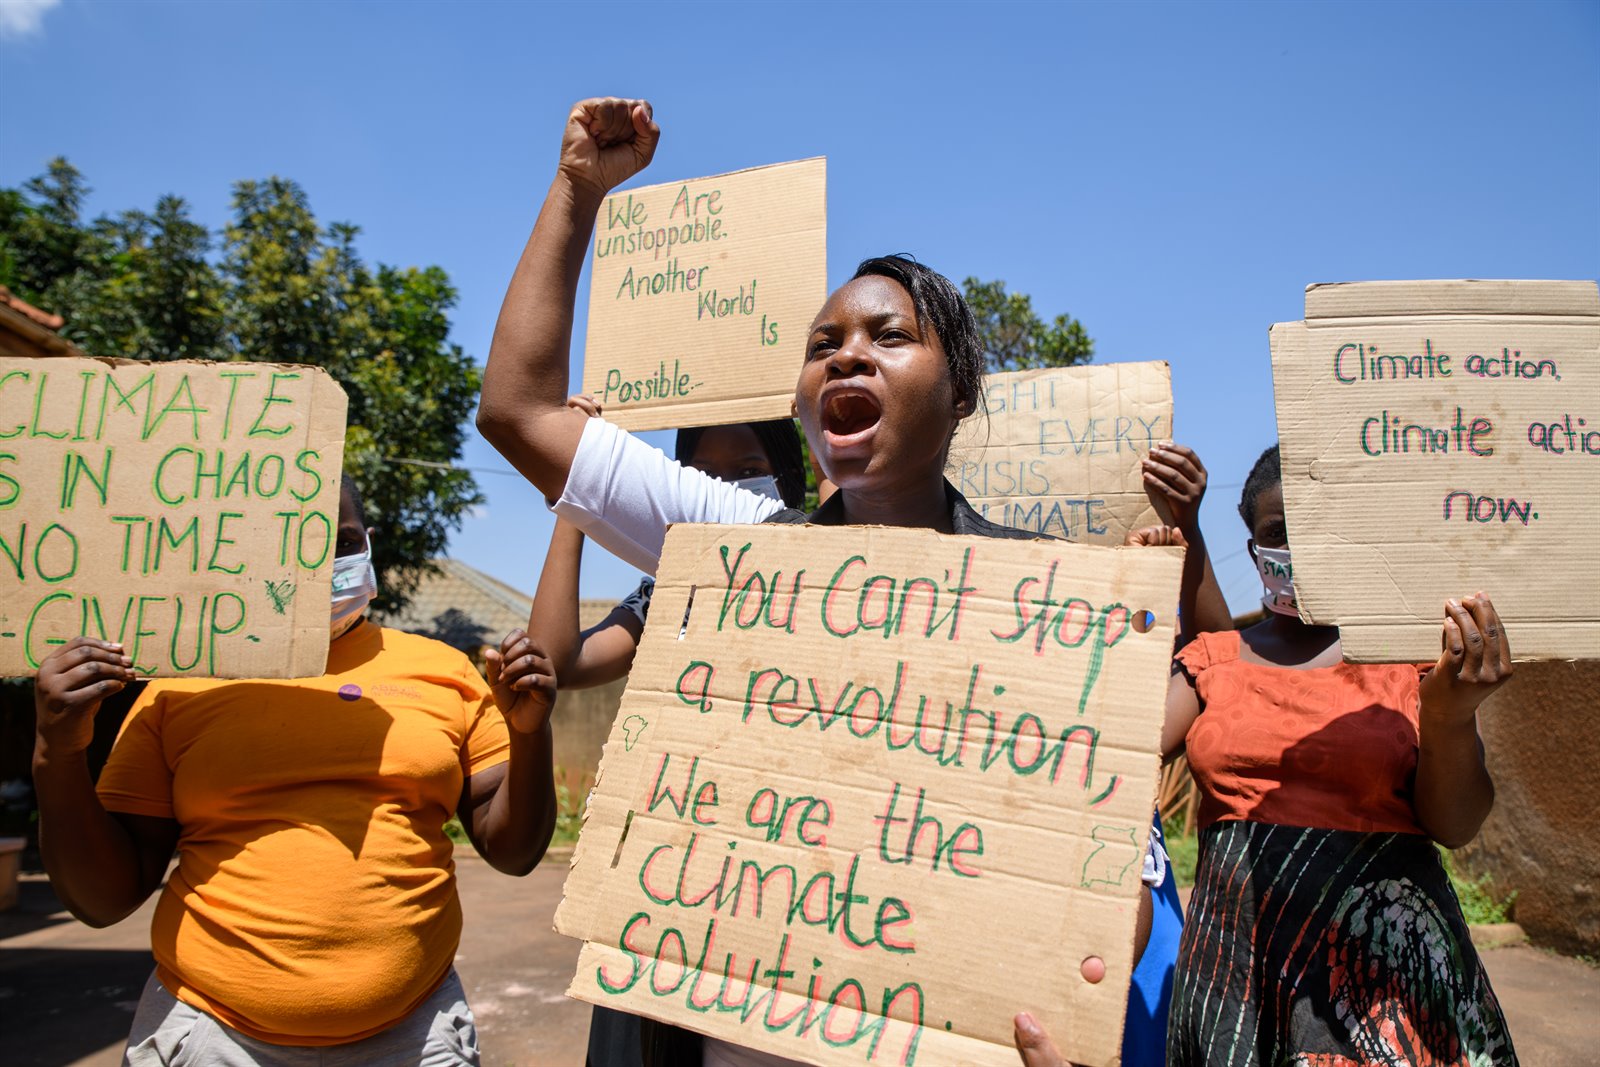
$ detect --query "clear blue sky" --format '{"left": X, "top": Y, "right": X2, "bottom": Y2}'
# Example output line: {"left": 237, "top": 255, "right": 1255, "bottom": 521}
{"left": 3, "top": 0, "right": 1597, "bottom": 612}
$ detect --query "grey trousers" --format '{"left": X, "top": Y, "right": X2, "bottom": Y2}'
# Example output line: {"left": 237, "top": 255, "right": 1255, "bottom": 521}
{"left": 123, "top": 970, "right": 480, "bottom": 1066}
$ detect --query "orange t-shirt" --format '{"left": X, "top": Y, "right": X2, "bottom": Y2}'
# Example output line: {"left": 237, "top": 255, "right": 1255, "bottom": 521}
{"left": 96, "top": 621, "right": 510, "bottom": 1045}
{"left": 1176, "top": 630, "right": 1428, "bottom": 836}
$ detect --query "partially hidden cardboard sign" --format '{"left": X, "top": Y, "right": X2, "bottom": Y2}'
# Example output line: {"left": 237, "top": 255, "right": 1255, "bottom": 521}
{"left": 555, "top": 523, "right": 1183, "bottom": 1066}
{"left": 1270, "top": 279, "right": 1600, "bottom": 662}
{"left": 581, "top": 158, "right": 827, "bottom": 431}
{"left": 947, "top": 362, "right": 1172, "bottom": 546}
{"left": 0, "top": 356, "right": 348, "bottom": 678}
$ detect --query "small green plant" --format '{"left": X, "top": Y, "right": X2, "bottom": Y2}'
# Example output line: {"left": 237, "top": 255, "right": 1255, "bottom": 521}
{"left": 443, "top": 814, "right": 468, "bottom": 844}
{"left": 1166, "top": 828, "right": 1199, "bottom": 889}
{"left": 552, "top": 778, "right": 585, "bottom": 848}
{"left": 1439, "top": 847, "right": 1517, "bottom": 925}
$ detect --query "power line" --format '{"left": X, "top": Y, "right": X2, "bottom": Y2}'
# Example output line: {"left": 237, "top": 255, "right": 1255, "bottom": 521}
{"left": 380, "top": 457, "right": 525, "bottom": 477}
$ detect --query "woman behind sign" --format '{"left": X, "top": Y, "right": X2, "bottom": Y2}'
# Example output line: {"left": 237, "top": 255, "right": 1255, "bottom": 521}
{"left": 1157, "top": 446, "right": 1518, "bottom": 1065}
{"left": 478, "top": 98, "right": 1231, "bottom": 1067}
{"left": 31, "top": 479, "right": 561, "bottom": 1065}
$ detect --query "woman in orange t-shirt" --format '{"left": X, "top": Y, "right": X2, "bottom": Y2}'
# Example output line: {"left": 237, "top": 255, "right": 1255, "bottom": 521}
{"left": 1161, "top": 445, "right": 1517, "bottom": 1066}
{"left": 31, "top": 479, "right": 561, "bottom": 1064}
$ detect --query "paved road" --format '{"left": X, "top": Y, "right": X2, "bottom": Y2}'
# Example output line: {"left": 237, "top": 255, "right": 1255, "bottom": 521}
{"left": 3, "top": 854, "right": 1594, "bottom": 1066}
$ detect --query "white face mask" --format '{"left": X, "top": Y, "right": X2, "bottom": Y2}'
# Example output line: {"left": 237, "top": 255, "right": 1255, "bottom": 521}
{"left": 1255, "top": 545, "right": 1299, "bottom": 618}
{"left": 731, "top": 475, "right": 782, "bottom": 502}
{"left": 330, "top": 534, "right": 377, "bottom": 639}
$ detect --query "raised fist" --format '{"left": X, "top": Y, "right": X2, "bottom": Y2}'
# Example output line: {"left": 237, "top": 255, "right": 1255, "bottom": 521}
{"left": 559, "top": 97, "right": 660, "bottom": 198}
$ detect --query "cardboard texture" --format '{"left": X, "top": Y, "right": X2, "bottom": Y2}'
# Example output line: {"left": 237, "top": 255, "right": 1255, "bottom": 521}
{"left": 581, "top": 158, "right": 826, "bottom": 431}
{"left": 555, "top": 523, "right": 1183, "bottom": 1066}
{"left": 1270, "top": 279, "right": 1600, "bottom": 662}
{"left": 0, "top": 356, "right": 348, "bottom": 678}
{"left": 947, "top": 362, "right": 1173, "bottom": 547}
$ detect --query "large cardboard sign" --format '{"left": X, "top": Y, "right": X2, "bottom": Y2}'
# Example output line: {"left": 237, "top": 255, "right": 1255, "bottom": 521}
{"left": 1270, "top": 279, "right": 1600, "bottom": 661}
{"left": 580, "top": 158, "right": 827, "bottom": 432}
{"left": 556, "top": 524, "right": 1183, "bottom": 1066}
{"left": 0, "top": 357, "right": 348, "bottom": 678}
{"left": 947, "top": 362, "right": 1172, "bottom": 546}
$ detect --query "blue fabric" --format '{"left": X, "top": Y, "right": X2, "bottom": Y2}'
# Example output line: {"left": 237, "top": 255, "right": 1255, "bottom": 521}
{"left": 1122, "top": 812, "right": 1184, "bottom": 1067}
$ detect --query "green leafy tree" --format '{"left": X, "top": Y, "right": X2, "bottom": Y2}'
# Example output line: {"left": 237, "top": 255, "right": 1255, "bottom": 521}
{"left": 962, "top": 277, "right": 1094, "bottom": 372}
{"left": 0, "top": 160, "right": 481, "bottom": 612}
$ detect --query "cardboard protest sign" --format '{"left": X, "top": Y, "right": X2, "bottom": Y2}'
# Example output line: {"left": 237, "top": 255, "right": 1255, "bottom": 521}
{"left": 1270, "top": 279, "right": 1600, "bottom": 662}
{"left": 555, "top": 523, "right": 1182, "bottom": 1066}
{"left": 947, "top": 362, "right": 1172, "bottom": 546}
{"left": 581, "top": 158, "right": 826, "bottom": 431}
{"left": 0, "top": 356, "right": 348, "bottom": 678}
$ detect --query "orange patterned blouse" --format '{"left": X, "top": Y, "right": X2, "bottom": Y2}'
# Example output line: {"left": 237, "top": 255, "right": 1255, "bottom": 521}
{"left": 1176, "top": 630, "right": 1430, "bottom": 836}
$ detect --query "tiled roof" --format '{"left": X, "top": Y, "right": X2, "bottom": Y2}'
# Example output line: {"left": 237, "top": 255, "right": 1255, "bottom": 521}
{"left": 373, "top": 558, "right": 621, "bottom": 653}
{"left": 0, "top": 286, "right": 84, "bottom": 358}
{"left": 0, "top": 287, "right": 64, "bottom": 329}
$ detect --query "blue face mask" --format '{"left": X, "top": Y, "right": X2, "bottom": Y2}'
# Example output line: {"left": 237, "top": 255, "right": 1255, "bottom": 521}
{"left": 330, "top": 534, "right": 377, "bottom": 639}
{"left": 731, "top": 475, "right": 781, "bottom": 502}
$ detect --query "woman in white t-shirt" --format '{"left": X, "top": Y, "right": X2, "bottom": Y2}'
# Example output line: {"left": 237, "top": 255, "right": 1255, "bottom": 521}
{"left": 479, "top": 97, "right": 1228, "bottom": 1067}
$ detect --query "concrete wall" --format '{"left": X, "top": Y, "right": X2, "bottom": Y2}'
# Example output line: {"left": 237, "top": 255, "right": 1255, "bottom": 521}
{"left": 1458, "top": 660, "right": 1600, "bottom": 957}
{"left": 550, "top": 677, "right": 626, "bottom": 803}
{"left": 548, "top": 599, "right": 632, "bottom": 805}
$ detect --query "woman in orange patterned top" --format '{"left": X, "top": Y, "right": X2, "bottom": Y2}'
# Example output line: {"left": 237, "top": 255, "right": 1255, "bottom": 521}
{"left": 1160, "top": 445, "right": 1517, "bottom": 1066}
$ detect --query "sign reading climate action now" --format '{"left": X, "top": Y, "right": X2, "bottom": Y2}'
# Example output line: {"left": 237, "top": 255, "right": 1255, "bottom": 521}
{"left": 1270, "top": 279, "right": 1600, "bottom": 661}
{"left": 555, "top": 523, "right": 1182, "bottom": 1067}
{"left": 581, "top": 158, "right": 826, "bottom": 431}
{"left": 0, "top": 356, "right": 348, "bottom": 678}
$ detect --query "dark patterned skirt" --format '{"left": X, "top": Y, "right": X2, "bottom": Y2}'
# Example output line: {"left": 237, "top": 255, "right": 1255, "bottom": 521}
{"left": 1168, "top": 821, "right": 1517, "bottom": 1066}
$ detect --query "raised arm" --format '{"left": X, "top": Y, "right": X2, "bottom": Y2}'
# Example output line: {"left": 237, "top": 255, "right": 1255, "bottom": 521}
{"left": 522, "top": 392, "right": 646, "bottom": 688}
{"left": 1414, "top": 593, "right": 1507, "bottom": 849}
{"left": 32, "top": 638, "right": 178, "bottom": 926}
{"left": 467, "top": 630, "right": 559, "bottom": 875}
{"left": 1142, "top": 443, "right": 1232, "bottom": 642}
{"left": 477, "top": 97, "right": 660, "bottom": 499}
{"left": 527, "top": 516, "right": 644, "bottom": 690}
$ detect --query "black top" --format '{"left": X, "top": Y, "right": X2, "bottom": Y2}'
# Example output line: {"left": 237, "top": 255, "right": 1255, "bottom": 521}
{"left": 762, "top": 478, "right": 1044, "bottom": 540}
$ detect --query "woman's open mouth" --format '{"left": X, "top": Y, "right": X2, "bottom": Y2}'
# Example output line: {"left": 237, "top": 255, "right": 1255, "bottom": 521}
{"left": 822, "top": 389, "right": 883, "bottom": 450}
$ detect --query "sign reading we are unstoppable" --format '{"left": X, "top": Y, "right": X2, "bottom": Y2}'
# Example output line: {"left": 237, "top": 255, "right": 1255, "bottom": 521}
{"left": 0, "top": 356, "right": 348, "bottom": 678}
{"left": 556, "top": 523, "right": 1182, "bottom": 1067}
{"left": 581, "top": 158, "right": 827, "bottom": 432}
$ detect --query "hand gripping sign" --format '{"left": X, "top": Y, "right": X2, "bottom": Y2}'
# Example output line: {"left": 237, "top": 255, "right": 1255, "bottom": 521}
{"left": 556, "top": 523, "right": 1182, "bottom": 1066}
{"left": 0, "top": 356, "right": 348, "bottom": 678}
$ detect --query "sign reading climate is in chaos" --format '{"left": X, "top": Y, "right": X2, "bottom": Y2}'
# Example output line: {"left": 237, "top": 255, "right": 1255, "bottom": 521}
{"left": 555, "top": 523, "right": 1182, "bottom": 1067}
{"left": 1270, "top": 279, "right": 1600, "bottom": 662}
{"left": 0, "top": 357, "right": 348, "bottom": 679}
{"left": 581, "top": 158, "right": 827, "bottom": 432}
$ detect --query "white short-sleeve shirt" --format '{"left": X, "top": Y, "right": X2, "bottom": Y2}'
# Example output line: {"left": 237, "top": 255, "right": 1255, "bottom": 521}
{"left": 552, "top": 418, "right": 786, "bottom": 576}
